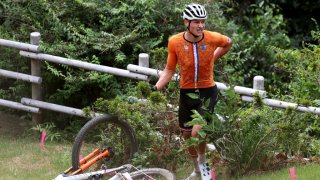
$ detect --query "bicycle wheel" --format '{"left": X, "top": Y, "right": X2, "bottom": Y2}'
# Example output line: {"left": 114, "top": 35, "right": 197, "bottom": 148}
{"left": 71, "top": 114, "right": 138, "bottom": 172}
{"left": 113, "top": 168, "right": 176, "bottom": 180}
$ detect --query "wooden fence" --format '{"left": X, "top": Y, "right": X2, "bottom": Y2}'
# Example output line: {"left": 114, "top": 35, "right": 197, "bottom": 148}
{"left": 0, "top": 32, "right": 319, "bottom": 126}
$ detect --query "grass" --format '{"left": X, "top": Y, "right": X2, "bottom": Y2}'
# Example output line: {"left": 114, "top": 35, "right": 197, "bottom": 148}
{"left": 0, "top": 136, "right": 72, "bottom": 180}
{"left": 236, "top": 164, "right": 320, "bottom": 180}
{"left": 175, "top": 163, "right": 320, "bottom": 180}
{"left": 1, "top": 135, "right": 320, "bottom": 180}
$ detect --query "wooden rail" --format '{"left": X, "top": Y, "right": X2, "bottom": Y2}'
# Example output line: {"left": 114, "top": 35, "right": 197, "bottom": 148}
{"left": 0, "top": 69, "right": 42, "bottom": 84}
{"left": 19, "top": 51, "right": 148, "bottom": 80}
{"left": 0, "top": 38, "right": 39, "bottom": 52}
{"left": 21, "top": 98, "right": 102, "bottom": 118}
{"left": 0, "top": 32, "right": 147, "bottom": 122}
{"left": 0, "top": 99, "right": 39, "bottom": 113}
{"left": 127, "top": 64, "right": 267, "bottom": 97}
{"left": 0, "top": 33, "right": 43, "bottom": 124}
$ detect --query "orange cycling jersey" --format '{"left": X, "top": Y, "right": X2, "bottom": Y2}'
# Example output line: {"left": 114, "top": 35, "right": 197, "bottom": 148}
{"left": 165, "top": 30, "right": 229, "bottom": 89}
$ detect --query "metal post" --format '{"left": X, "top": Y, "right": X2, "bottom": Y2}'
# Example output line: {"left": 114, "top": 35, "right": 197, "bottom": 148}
{"left": 138, "top": 53, "right": 149, "bottom": 68}
{"left": 30, "top": 32, "right": 43, "bottom": 127}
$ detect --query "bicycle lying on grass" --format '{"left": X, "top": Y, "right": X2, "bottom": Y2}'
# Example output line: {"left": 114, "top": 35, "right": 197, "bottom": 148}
{"left": 54, "top": 114, "right": 176, "bottom": 180}
{"left": 54, "top": 147, "right": 175, "bottom": 179}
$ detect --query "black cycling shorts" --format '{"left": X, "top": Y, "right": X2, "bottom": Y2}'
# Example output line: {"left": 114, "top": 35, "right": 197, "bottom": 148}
{"left": 178, "top": 85, "right": 218, "bottom": 131}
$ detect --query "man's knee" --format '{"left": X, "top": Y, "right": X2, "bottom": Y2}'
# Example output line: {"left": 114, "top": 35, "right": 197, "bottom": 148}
{"left": 191, "top": 125, "right": 203, "bottom": 137}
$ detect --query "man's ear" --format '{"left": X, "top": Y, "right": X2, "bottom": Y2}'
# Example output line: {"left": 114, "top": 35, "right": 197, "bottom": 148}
{"left": 183, "top": 19, "right": 189, "bottom": 27}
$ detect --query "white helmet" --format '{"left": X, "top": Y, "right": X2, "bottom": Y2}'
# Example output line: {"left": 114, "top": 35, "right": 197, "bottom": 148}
{"left": 182, "top": 3, "right": 208, "bottom": 20}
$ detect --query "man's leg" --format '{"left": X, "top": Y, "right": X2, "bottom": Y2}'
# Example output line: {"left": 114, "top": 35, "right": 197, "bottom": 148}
{"left": 182, "top": 130, "right": 201, "bottom": 180}
{"left": 191, "top": 125, "right": 207, "bottom": 163}
{"left": 192, "top": 125, "right": 212, "bottom": 180}
{"left": 183, "top": 131, "right": 200, "bottom": 170}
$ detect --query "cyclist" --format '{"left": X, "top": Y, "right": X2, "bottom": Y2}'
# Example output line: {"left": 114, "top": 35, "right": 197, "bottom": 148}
{"left": 155, "top": 3, "right": 232, "bottom": 180}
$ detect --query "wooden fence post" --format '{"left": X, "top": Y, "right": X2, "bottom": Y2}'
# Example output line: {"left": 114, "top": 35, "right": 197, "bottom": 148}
{"left": 138, "top": 53, "right": 149, "bottom": 68}
{"left": 253, "top": 76, "right": 265, "bottom": 91}
{"left": 30, "top": 32, "right": 43, "bottom": 128}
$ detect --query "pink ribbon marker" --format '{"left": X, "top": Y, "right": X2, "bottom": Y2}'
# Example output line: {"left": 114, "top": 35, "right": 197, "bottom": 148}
{"left": 290, "top": 167, "right": 296, "bottom": 180}
{"left": 210, "top": 168, "right": 215, "bottom": 180}
{"left": 40, "top": 130, "right": 47, "bottom": 147}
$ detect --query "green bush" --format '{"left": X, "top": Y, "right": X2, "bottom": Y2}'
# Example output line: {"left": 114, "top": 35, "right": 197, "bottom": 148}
{"left": 271, "top": 24, "right": 320, "bottom": 102}
{"left": 91, "top": 87, "right": 181, "bottom": 170}
{"left": 185, "top": 87, "right": 320, "bottom": 176}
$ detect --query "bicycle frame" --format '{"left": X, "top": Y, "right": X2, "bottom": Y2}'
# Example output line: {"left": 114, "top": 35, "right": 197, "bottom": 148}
{"left": 54, "top": 143, "right": 175, "bottom": 180}
{"left": 54, "top": 164, "right": 133, "bottom": 180}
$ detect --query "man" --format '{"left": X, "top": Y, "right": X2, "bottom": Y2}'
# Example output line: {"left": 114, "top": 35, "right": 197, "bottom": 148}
{"left": 155, "top": 3, "right": 232, "bottom": 180}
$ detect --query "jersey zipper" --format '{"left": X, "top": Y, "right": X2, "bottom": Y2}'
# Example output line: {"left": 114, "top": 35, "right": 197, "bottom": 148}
{"left": 192, "top": 43, "right": 199, "bottom": 87}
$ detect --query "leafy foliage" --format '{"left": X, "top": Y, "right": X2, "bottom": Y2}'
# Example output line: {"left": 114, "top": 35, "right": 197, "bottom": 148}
{"left": 271, "top": 23, "right": 320, "bottom": 103}
{"left": 0, "top": 0, "right": 183, "bottom": 109}
{"left": 186, "top": 87, "right": 320, "bottom": 176}
{"left": 0, "top": 0, "right": 319, "bottom": 177}
{"left": 89, "top": 86, "right": 182, "bottom": 170}
{"left": 219, "top": 1, "right": 291, "bottom": 88}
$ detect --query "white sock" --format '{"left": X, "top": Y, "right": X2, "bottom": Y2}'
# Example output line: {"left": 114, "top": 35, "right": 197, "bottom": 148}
{"left": 192, "top": 158, "right": 200, "bottom": 173}
{"left": 198, "top": 154, "right": 206, "bottom": 164}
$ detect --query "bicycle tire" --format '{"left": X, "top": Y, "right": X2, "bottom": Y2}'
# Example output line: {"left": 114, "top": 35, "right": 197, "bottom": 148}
{"left": 113, "top": 168, "right": 176, "bottom": 180}
{"left": 72, "top": 114, "right": 138, "bottom": 171}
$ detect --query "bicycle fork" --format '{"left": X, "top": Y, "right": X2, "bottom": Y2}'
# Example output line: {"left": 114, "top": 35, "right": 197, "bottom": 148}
{"left": 64, "top": 147, "right": 113, "bottom": 175}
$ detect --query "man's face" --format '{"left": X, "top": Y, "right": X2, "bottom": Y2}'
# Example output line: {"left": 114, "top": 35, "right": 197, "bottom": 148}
{"left": 184, "top": 19, "right": 206, "bottom": 36}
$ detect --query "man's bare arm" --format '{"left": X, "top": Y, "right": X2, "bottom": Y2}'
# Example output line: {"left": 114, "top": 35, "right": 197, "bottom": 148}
{"left": 155, "top": 68, "right": 176, "bottom": 90}
{"left": 214, "top": 37, "right": 232, "bottom": 61}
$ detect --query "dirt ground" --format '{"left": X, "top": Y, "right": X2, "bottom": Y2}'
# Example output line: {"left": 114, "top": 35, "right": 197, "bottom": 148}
{"left": 0, "top": 111, "right": 31, "bottom": 137}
